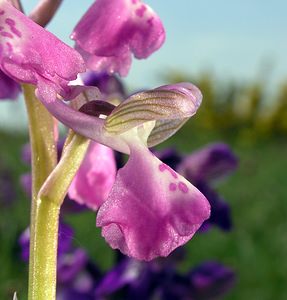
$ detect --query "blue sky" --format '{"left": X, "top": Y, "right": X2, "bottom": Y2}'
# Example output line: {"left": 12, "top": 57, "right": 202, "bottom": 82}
{"left": 1, "top": 0, "right": 287, "bottom": 130}
{"left": 23, "top": 0, "right": 287, "bottom": 88}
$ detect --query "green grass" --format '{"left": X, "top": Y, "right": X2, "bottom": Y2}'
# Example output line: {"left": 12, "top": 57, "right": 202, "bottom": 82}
{"left": 0, "top": 129, "right": 287, "bottom": 300}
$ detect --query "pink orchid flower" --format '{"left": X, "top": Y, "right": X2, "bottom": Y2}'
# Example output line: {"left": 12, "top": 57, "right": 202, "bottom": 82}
{"left": 69, "top": 141, "right": 117, "bottom": 211}
{"left": 0, "top": 1, "right": 210, "bottom": 261}
{"left": 0, "top": 1, "right": 85, "bottom": 103}
{"left": 42, "top": 83, "right": 211, "bottom": 261}
{"left": 71, "top": 0, "right": 165, "bottom": 76}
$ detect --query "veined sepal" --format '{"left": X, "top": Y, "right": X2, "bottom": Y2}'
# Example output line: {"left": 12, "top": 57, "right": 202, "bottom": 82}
{"left": 104, "top": 82, "right": 202, "bottom": 146}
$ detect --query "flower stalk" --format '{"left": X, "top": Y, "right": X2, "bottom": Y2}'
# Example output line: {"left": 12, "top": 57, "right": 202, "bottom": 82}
{"left": 23, "top": 84, "right": 91, "bottom": 299}
{"left": 23, "top": 84, "right": 58, "bottom": 300}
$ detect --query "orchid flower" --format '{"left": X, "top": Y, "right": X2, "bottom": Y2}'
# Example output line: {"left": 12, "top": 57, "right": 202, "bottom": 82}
{"left": 0, "top": 0, "right": 85, "bottom": 103}
{"left": 40, "top": 82, "right": 211, "bottom": 261}
{"left": 72, "top": 0, "right": 165, "bottom": 76}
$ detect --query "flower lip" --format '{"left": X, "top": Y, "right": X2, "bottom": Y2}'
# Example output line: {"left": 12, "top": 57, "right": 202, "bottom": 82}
{"left": 96, "top": 141, "right": 210, "bottom": 261}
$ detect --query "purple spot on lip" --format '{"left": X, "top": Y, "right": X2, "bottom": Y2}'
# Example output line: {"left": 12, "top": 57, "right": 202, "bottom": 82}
{"left": 159, "top": 163, "right": 178, "bottom": 179}
{"left": 147, "top": 17, "right": 154, "bottom": 26}
{"left": 136, "top": 5, "right": 147, "bottom": 17}
{"left": 0, "top": 10, "right": 5, "bottom": 15}
{"left": 6, "top": 42, "right": 13, "bottom": 54}
{"left": 5, "top": 18, "right": 15, "bottom": 26}
{"left": 178, "top": 182, "right": 188, "bottom": 193}
{"left": 169, "top": 183, "right": 177, "bottom": 192}
{"left": 10, "top": 26, "right": 22, "bottom": 37}
{"left": 1, "top": 31, "right": 13, "bottom": 38}
{"left": 5, "top": 18, "right": 22, "bottom": 38}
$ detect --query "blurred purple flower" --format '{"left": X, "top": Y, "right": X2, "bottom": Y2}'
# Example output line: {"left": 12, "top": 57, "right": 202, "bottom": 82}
{"left": 20, "top": 173, "right": 32, "bottom": 198}
{"left": 95, "top": 258, "right": 145, "bottom": 297}
{"left": 19, "top": 222, "right": 74, "bottom": 262}
{"left": 57, "top": 248, "right": 89, "bottom": 283}
{"left": 21, "top": 144, "right": 31, "bottom": 166}
{"left": 196, "top": 183, "right": 232, "bottom": 232}
{"left": 95, "top": 254, "right": 235, "bottom": 300}
{"left": 82, "top": 71, "right": 126, "bottom": 99}
{"left": 56, "top": 248, "right": 100, "bottom": 300}
{"left": 19, "top": 223, "right": 235, "bottom": 299}
{"left": 189, "top": 261, "right": 236, "bottom": 299}
{"left": 18, "top": 227, "right": 30, "bottom": 262}
{"left": 178, "top": 143, "right": 238, "bottom": 184}
{"left": 0, "top": 168, "right": 16, "bottom": 207}
{"left": 19, "top": 223, "right": 98, "bottom": 300}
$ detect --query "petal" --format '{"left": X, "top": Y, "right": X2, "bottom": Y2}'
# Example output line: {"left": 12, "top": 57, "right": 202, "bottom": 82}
{"left": 18, "top": 227, "right": 30, "bottom": 262}
{"left": 71, "top": 0, "right": 165, "bottom": 76}
{"left": 105, "top": 82, "right": 202, "bottom": 147}
{"left": 0, "top": 168, "right": 16, "bottom": 207}
{"left": 20, "top": 172, "right": 32, "bottom": 197}
{"left": 21, "top": 143, "right": 31, "bottom": 165}
{"left": 68, "top": 141, "right": 117, "bottom": 211}
{"left": 0, "top": 69, "right": 20, "bottom": 100}
{"left": 77, "top": 46, "right": 132, "bottom": 77}
{"left": 96, "top": 142, "right": 210, "bottom": 261}
{"left": 81, "top": 71, "right": 126, "bottom": 101}
{"left": 177, "top": 143, "right": 238, "bottom": 183}
{"left": 197, "top": 182, "right": 232, "bottom": 232}
{"left": 95, "top": 259, "right": 144, "bottom": 297}
{"left": 0, "top": 1, "right": 85, "bottom": 102}
{"left": 189, "top": 261, "right": 236, "bottom": 299}
{"left": 19, "top": 222, "right": 74, "bottom": 262}
{"left": 57, "top": 248, "right": 89, "bottom": 283}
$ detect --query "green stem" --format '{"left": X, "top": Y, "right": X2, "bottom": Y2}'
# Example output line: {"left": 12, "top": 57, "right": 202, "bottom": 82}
{"left": 23, "top": 84, "right": 58, "bottom": 300}
{"left": 39, "top": 131, "right": 90, "bottom": 206}
{"left": 23, "top": 84, "right": 90, "bottom": 300}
